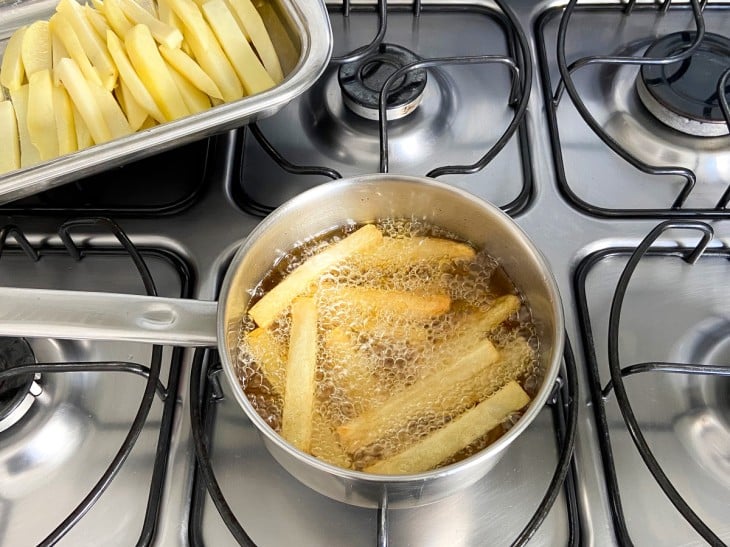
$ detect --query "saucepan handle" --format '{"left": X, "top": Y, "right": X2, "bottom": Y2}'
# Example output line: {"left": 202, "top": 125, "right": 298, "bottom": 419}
{"left": 0, "top": 287, "right": 218, "bottom": 347}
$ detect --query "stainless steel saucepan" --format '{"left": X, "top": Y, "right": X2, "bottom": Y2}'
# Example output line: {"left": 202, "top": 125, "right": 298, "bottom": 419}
{"left": 0, "top": 175, "right": 564, "bottom": 508}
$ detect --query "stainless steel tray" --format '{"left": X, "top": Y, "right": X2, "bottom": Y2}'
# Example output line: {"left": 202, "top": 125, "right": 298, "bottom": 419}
{"left": 0, "top": 0, "right": 332, "bottom": 204}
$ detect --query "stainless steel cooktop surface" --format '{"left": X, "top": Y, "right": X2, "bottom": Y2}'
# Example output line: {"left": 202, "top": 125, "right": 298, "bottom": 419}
{"left": 0, "top": 1, "right": 728, "bottom": 546}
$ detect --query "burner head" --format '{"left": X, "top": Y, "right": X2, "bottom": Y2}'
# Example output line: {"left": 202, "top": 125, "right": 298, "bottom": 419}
{"left": 637, "top": 32, "right": 730, "bottom": 137}
{"left": 338, "top": 43, "right": 427, "bottom": 121}
{"left": 0, "top": 338, "right": 37, "bottom": 429}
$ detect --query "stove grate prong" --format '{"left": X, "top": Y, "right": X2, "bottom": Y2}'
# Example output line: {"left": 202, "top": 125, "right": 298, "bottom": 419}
{"left": 332, "top": 0, "right": 387, "bottom": 65}
{"left": 0, "top": 224, "right": 40, "bottom": 262}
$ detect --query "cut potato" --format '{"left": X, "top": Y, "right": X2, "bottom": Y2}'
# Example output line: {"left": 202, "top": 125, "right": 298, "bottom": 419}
{"left": 106, "top": 30, "right": 166, "bottom": 124}
{"left": 256, "top": 0, "right": 298, "bottom": 75}
{"left": 202, "top": 0, "right": 275, "bottom": 95}
{"left": 165, "top": 0, "right": 244, "bottom": 101}
{"left": 50, "top": 13, "right": 104, "bottom": 87}
{"left": 101, "top": 0, "right": 134, "bottom": 37}
{"left": 89, "top": 81, "right": 132, "bottom": 138}
{"left": 226, "top": 0, "right": 283, "bottom": 83}
{"left": 248, "top": 224, "right": 384, "bottom": 328}
{"left": 159, "top": 44, "right": 223, "bottom": 100}
{"left": 84, "top": 4, "right": 111, "bottom": 39}
{"left": 56, "top": 57, "right": 112, "bottom": 144}
{"left": 27, "top": 69, "right": 59, "bottom": 160}
{"left": 72, "top": 103, "right": 94, "bottom": 149}
{"left": 118, "top": 0, "right": 184, "bottom": 49}
{"left": 9, "top": 85, "right": 42, "bottom": 167}
{"left": 281, "top": 297, "right": 318, "bottom": 452}
{"left": 169, "top": 66, "right": 211, "bottom": 114}
{"left": 56, "top": 0, "right": 117, "bottom": 90}
{"left": 53, "top": 85, "right": 77, "bottom": 155}
{"left": 0, "top": 101, "right": 21, "bottom": 174}
{"left": 125, "top": 24, "right": 189, "bottom": 122}
{"left": 365, "top": 381, "right": 531, "bottom": 475}
{"left": 118, "top": 80, "right": 148, "bottom": 130}
{"left": 1, "top": 27, "right": 27, "bottom": 91}
{"left": 51, "top": 31, "right": 69, "bottom": 85}
{"left": 21, "top": 21, "right": 52, "bottom": 77}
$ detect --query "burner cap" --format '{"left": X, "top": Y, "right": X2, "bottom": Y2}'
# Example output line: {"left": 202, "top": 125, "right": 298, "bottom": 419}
{"left": 638, "top": 32, "right": 730, "bottom": 137}
{"left": 0, "top": 338, "right": 37, "bottom": 426}
{"left": 338, "top": 43, "right": 427, "bottom": 121}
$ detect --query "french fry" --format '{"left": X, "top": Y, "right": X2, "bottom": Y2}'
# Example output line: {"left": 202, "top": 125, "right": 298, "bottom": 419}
{"left": 56, "top": 0, "right": 118, "bottom": 90}
{"left": 201, "top": 0, "right": 275, "bottom": 96}
{"left": 21, "top": 21, "right": 52, "bottom": 77}
{"left": 9, "top": 85, "right": 42, "bottom": 167}
{"left": 27, "top": 69, "right": 59, "bottom": 161}
{"left": 361, "top": 236, "right": 475, "bottom": 268}
{"left": 248, "top": 224, "right": 384, "bottom": 328}
{"left": 50, "top": 13, "right": 104, "bottom": 88}
{"left": 56, "top": 57, "right": 112, "bottom": 144}
{"left": 365, "top": 381, "right": 530, "bottom": 474}
{"left": 323, "top": 327, "right": 378, "bottom": 409}
{"left": 311, "top": 411, "right": 352, "bottom": 469}
{"left": 125, "top": 24, "right": 189, "bottom": 122}
{"left": 0, "top": 101, "right": 21, "bottom": 174}
{"left": 169, "top": 65, "right": 211, "bottom": 114}
{"left": 336, "top": 338, "right": 501, "bottom": 453}
{"left": 242, "top": 327, "right": 287, "bottom": 395}
{"left": 117, "top": 0, "right": 184, "bottom": 49}
{"left": 158, "top": 44, "right": 223, "bottom": 100}
{"left": 280, "top": 297, "right": 318, "bottom": 452}
{"left": 106, "top": 30, "right": 166, "bottom": 124}
{"left": 1, "top": 26, "right": 27, "bottom": 91}
{"left": 319, "top": 286, "right": 451, "bottom": 320}
{"left": 53, "top": 85, "right": 78, "bottom": 155}
{"left": 225, "top": 0, "right": 283, "bottom": 83}
{"left": 165, "top": 0, "right": 244, "bottom": 102}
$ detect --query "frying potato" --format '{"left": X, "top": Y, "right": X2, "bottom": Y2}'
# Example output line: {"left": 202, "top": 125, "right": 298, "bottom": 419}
{"left": 0, "top": 101, "right": 21, "bottom": 174}
{"left": 1, "top": 26, "right": 27, "bottom": 91}
{"left": 336, "top": 338, "right": 501, "bottom": 454}
{"left": 365, "top": 381, "right": 530, "bottom": 474}
{"left": 27, "top": 69, "right": 59, "bottom": 160}
{"left": 248, "top": 224, "right": 384, "bottom": 328}
{"left": 281, "top": 297, "right": 318, "bottom": 452}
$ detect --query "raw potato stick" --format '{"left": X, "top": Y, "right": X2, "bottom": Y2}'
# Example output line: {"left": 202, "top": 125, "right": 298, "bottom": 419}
{"left": 201, "top": 0, "right": 275, "bottom": 96}
{"left": 248, "top": 224, "right": 384, "bottom": 328}
{"left": 158, "top": 44, "right": 223, "bottom": 100}
{"left": 27, "top": 69, "right": 59, "bottom": 160}
{"left": 281, "top": 297, "right": 318, "bottom": 452}
{"left": 117, "top": 0, "right": 184, "bottom": 49}
{"left": 56, "top": 57, "right": 112, "bottom": 144}
{"left": 365, "top": 381, "right": 530, "bottom": 474}
{"left": 53, "top": 85, "right": 78, "bottom": 155}
{"left": 0, "top": 101, "right": 20, "bottom": 174}
{"left": 1, "top": 27, "right": 27, "bottom": 91}
{"left": 21, "top": 21, "right": 52, "bottom": 77}
{"left": 9, "top": 85, "right": 42, "bottom": 167}
{"left": 50, "top": 12, "right": 104, "bottom": 88}
{"left": 226, "top": 0, "right": 283, "bottom": 83}
{"left": 336, "top": 337, "right": 501, "bottom": 453}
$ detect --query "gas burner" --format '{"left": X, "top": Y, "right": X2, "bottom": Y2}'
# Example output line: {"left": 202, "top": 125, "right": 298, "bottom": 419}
{"left": 338, "top": 43, "right": 427, "bottom": 121}
{"left": 0, "top": 337, "right": 40, "bottom": 433}
{"left": 637, "top": 31, "right": 730, "bottom": 137}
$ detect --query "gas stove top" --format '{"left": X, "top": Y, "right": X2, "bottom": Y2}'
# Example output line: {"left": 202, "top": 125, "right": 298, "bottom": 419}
{"left": 0, "top": 1, "right": 728, "bottom": 546}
